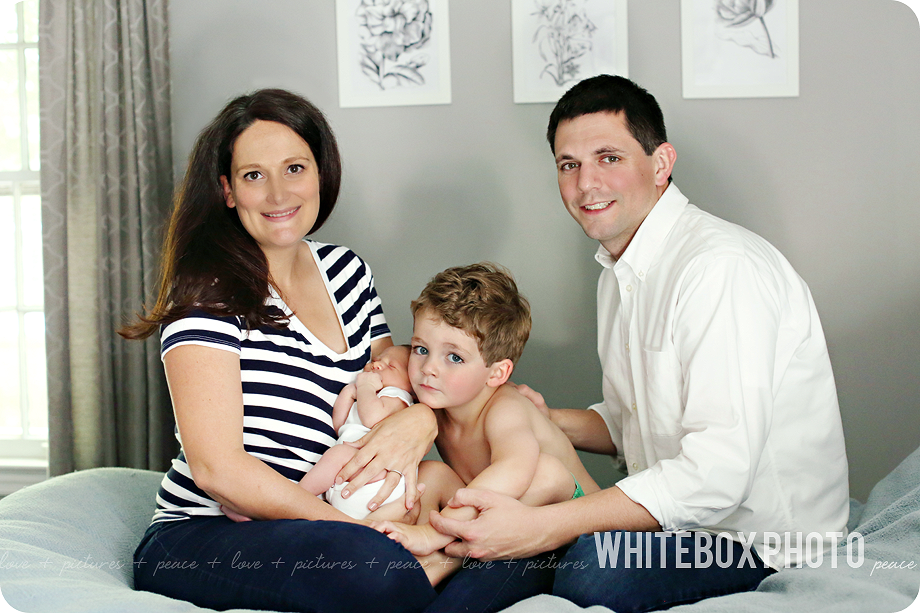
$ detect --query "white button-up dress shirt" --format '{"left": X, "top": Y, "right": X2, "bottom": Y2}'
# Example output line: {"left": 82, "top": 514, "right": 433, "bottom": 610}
{"left": 592, "top": 183, "right": 849, "bottom": 569}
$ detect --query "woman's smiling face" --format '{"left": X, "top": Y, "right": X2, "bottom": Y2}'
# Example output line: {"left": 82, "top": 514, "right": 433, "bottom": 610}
{"left": 221, "top": 120, "right": 321, "bottom": 256}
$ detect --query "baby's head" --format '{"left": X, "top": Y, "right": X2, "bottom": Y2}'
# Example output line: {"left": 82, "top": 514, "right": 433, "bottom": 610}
{"left": 364, "top": 344, "right": 412, "bottom": 391}
{"left": 410, "top": 262, "right": 531, "bottom": 367}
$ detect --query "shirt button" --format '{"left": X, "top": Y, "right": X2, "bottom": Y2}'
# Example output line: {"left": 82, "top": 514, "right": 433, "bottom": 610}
{"left": 632, "top": 463, "right": 639, "bottom": 470}
{"left": 638, "top": 271, "right": 645, "bottom": 277}
{"left": 626, "top": 285, "right": 633, "bottom": 292}
{"left": 625, "top": 342, "right": 630, "bottom": 352}
{"left": 632, "top": 403, "right": 637, "bottom": 412}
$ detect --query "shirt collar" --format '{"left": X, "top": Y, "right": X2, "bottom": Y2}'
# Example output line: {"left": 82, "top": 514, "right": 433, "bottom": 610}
{"left": 594, "top": 182, "right": 689, "bottom": 274}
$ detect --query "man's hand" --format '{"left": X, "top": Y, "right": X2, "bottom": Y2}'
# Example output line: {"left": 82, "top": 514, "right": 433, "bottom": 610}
{"left": 427, "top": 488, "right": 554, "bottom": 560}
{"left": 509, "top": 383, "right": 551, "bottom": 418}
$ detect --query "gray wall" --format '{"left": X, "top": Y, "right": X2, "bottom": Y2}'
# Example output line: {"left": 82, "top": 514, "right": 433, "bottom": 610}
{"left": 168, "top": 0, "right": 920, "bottom": 500}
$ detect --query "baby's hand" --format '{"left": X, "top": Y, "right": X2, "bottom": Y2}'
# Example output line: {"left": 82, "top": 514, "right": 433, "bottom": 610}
{"left": 371, "top": 520, "right": 443, "bottom": 557}
{"left": 355, "top": 370, "right": 384, "bottom": 391}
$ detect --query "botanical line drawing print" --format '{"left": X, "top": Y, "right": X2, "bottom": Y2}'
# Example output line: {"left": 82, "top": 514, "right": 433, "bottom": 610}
{"left": 356, "top": 0, "right": 434, "bottom": 90}
{"left": 715, "top": 0, "right": 778, "bottom": 59}
{"left": 531, "top": 0, "right": 597, "bottom": 87}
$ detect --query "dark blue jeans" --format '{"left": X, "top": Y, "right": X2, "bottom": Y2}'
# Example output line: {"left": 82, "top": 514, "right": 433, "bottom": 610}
{"left": 134, "top": 517, "right": 555, "bottom": 613}
{"left": 554, "top": 531, "right": 776, "bottom": 612}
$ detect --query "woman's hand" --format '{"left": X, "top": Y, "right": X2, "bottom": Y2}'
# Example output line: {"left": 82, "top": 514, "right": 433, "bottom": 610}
{"left": 335, "top": 403, "right": 437, "bottom": 512}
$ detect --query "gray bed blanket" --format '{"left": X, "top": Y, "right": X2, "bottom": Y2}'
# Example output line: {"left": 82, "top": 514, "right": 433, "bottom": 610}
{"left": 1, "top": 446, "right": 919, "bottom": 612}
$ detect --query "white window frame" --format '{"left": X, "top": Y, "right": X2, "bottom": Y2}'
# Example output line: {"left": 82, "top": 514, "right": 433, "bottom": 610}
{"left": 0, "top": 0, "right": 48, "bottom": 494}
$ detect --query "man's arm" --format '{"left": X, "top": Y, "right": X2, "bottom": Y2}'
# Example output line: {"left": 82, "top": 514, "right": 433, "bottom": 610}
{"left": 428, "top": 484, "right": 660, "bottom": 560}
{"left": 513, "top": 384, "right": 617, "bottom": 455}
{"left": 548, "top": 408, "right": 616, "bottom": 455}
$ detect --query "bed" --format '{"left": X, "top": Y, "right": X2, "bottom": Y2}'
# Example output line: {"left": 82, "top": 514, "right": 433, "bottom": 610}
{"left": 1, "top": 447, "right": 918, "bottom": 613}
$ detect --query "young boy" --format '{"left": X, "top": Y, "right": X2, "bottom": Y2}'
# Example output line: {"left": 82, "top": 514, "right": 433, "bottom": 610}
{"left": 375, "top": 263, "right": 599, "bottom": 575}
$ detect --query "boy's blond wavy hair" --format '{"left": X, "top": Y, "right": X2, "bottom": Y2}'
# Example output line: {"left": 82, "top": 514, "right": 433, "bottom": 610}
{"left": 411, "top": 262, "right": 531, "bottom": 365}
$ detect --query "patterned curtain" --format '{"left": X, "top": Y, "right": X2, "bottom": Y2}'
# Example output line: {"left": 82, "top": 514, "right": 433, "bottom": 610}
{"left": 38, "top": 0, "right": 176, "bottom": 475}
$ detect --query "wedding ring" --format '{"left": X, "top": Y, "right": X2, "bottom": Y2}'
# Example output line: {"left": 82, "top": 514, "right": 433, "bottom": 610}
{"left": 388, "top": 469, "right": 404, "bottom": 478}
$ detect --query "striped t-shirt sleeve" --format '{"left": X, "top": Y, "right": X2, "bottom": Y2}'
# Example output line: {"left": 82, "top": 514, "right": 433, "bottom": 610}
{"left": 161, "top": 312, "right": 244, "bottom": 359}
{"left": 367, "top": 271, "right": 389, "bottom": 341}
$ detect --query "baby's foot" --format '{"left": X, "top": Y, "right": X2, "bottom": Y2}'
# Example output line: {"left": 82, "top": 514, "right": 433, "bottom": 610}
{"left": 220, "top": 505, "right": 252, "bottom": 522}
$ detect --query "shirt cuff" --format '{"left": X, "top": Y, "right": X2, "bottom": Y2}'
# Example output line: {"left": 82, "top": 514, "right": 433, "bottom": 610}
{"left": 615, "top": 470, "right": 674, "bottom": 531}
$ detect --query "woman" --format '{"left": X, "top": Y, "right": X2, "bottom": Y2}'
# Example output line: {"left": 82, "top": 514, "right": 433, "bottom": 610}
{"left": 122, "top": 89, "right": 440, "bottom": 612}
{"left": 122, "top": 89, "right": 556, "bottom": 613}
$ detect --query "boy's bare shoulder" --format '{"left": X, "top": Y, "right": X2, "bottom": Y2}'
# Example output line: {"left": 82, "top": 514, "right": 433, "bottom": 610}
{"left": 482, "top": 385, "right": 535, "bottom": 424}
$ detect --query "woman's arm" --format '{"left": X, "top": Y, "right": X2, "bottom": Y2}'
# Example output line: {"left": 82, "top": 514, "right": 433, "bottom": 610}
{"left": 371, "top": 336, "right": 393, "bottom": 357}
{"left": 165, "top": 343, "right": 361, "bottom": 523}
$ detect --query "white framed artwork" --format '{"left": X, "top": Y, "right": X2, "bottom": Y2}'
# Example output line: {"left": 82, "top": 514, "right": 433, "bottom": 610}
{"left": 336, "top": 0, "right": 452, "bottom": 108}
{"left": 512, "top": 0, "right": 628, "bottom": 104}
{"left": 681, "top": 0, "right": 799, "bottom": 99}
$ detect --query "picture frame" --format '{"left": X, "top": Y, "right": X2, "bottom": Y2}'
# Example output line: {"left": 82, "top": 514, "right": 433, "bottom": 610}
{"left": 681, "top": 0, "right": 799, "bottom": 99}
{"left": 511, "top": 0, "right": 629, "bottom": 104}
{"left": 336, "top": 0, "right": 452, "bottom": 108}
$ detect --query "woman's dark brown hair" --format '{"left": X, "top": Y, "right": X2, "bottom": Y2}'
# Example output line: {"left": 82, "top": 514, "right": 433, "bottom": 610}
{"left": 120, "top": 89, "right": 342, "bottom": 340}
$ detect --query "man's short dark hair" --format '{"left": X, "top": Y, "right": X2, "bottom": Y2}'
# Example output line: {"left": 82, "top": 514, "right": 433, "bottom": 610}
{"left": 547, "top": 75, "right": 668, "bottom": 156}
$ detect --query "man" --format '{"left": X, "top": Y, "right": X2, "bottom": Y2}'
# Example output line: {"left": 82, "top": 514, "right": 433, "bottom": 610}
{"left": 428, "top": 75, "right": 850, "bottom": 612}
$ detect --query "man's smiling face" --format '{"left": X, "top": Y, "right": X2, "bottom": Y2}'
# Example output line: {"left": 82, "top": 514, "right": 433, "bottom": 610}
{"left": 554, "top": 111, "right": 673, "bottom": 259}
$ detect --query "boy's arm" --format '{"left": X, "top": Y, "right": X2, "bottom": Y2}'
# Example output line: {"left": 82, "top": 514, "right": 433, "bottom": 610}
{"left": 513, "top": 383, "right": 616, "bottom": 455}
{"left": 463, "top": 392, "right": 541, "bottom": 499}
{"left": 375, "top": 396, "right": 541, "bottom": 555}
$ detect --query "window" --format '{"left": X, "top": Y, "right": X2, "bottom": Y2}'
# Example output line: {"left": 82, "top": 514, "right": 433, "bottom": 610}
{"left": 0, "top": 0, "right": 47, "bottom": 473}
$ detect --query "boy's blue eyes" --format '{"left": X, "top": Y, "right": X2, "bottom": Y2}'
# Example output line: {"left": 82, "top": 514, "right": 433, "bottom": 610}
{"left": 411, "top": 345, "right": 463, "bottom": 364}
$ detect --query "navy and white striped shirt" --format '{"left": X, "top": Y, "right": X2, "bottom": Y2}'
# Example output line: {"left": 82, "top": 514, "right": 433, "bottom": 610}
{"left": 151, "top": 241, "right": 391, "bottom": 523}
